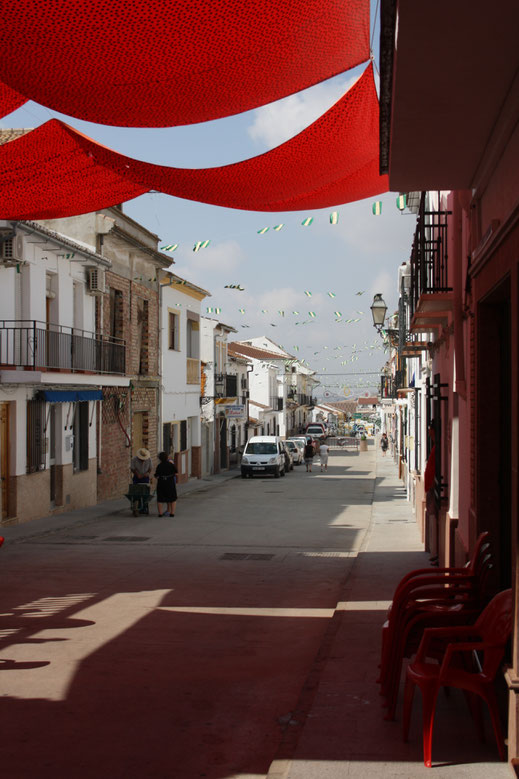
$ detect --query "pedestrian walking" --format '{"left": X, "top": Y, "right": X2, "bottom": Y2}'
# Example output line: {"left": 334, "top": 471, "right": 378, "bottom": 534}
{"left": 380, "top": 432, "right": 389, "bottom": 456}
{"left": 319, "top": 441, "right": 329, "bottom": 472}
{"left": 304, "top": 438, "right": 314, "bottom": 472}
{"left": 130, "top": 447, "right": 152, "bottom": 514}
{"left": 154, "top": 451, "right": 178, "bottom": 517}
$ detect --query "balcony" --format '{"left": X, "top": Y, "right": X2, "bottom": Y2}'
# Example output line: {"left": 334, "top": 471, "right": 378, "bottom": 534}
{"left": 0, "top": 320, "right": 125, "bottom": 375}
{"left": 214, "top": 373, "right": 237, "bottom": 397}
{"left": 269, "top": 397, "right": 283, "bottom": 411}
{"left": 380, "top": 370, "right": 406, "bottom": 399}
{"left": 286, "top": 389, "right": 316, "bottom": 407}
{"left": 187, "top": 358, "right": 200, "bottom": 385}
{"left": 409, "top": 194, "right": 453, "bottom": 333}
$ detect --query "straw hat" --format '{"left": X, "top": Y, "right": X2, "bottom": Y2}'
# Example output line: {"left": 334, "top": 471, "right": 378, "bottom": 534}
{"left": 136, "top": 447, "right": 151, "bottom": 460}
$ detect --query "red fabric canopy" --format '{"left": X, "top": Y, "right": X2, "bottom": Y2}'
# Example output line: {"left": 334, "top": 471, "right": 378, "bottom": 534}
{"left": 0, "top": 65, "right": 388, "bottom": 219}
{"left": 0, "top": 0, "right": 369, "bottom": 127}
{"left": 0, "top": 81, "right": 27, "bottom": 118}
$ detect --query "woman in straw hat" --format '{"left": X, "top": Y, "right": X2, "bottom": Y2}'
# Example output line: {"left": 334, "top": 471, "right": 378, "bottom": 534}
{"left": 130, "top": 447, "right": 152, "bottom": 514}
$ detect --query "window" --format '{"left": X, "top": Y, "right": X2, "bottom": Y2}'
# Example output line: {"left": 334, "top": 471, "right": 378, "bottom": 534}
{"left": 73, "top": 401, "right": 89, "bottom": 471}
{"left": 186, "top": 317, "right": 199, "bottom": 358}
{"left": 137, "top": 298, "right": 149, "bottom": 374}
{"left": 180, "top": 420, "right": 187, "bottom": 451}
{"left": 27, "top": 398, "right": 45, "bottom": 473}
{"left": 169, "top": 311, "right": 179, "bottom": 350}
{"left": 109, "top": 288, "right": 124, "bottom": 340}
{"left": 245, "top": 442, "right": 277, "bottom": 455}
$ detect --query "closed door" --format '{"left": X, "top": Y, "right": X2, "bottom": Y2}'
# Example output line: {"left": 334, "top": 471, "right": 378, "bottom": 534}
{"left": 49, "top": 404, "right": 56, "bottom": 506}
{"left": 0, "top": 404, "right": 9, "bottom": 520}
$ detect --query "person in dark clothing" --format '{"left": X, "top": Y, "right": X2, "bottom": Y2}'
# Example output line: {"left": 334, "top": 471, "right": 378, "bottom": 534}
{"left": 304, "top": 438, "right": 314, "bottom": 472}
{"left": 154, "top": 451, "right": 178, "bottom": 517}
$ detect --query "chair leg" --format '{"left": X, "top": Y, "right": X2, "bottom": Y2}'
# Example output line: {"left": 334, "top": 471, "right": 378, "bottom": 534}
{"left": 421, "top": 683, "right": 439, "bottom": 768}
{"left": 402, "top": 675, "right": 415, "bottom": 742}
{"left": 485, "top": 687, "right": 507, "bottom": 761}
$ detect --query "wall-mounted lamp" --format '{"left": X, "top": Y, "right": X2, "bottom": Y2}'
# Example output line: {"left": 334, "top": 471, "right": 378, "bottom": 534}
{"left": 370, "top": 293, "right": 388, "bottom": 332}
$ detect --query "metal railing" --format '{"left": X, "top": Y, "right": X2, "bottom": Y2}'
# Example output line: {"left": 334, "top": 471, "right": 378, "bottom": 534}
{"left": 0, "top": 320, "right": 125, "bottom": 374}
{"left": 409, "top": 193, "right": 452, "bottom": 319}
{"left": 380, "top": 369, "right": 406, "bottom": 399}
{"left": 214, "top": 373, "right": 237, "bottom": 396}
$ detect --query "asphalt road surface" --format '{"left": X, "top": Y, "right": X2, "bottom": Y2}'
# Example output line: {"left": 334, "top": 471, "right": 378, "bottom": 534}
{"left": 0, "top": 448, "right": 375, "bottom": 778}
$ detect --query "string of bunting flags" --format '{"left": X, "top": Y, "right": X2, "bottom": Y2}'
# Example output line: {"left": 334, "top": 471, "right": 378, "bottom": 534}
{"left": 159, "top": 197, "right": 407, "bottom": 254}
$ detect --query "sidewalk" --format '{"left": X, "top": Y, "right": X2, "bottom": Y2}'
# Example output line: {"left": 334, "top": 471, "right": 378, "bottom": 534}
{"left": 0, "top": 467, "right": 240, "bottom": 542}
{"left": 269, "top": 445, "right": 510, "bottom": 778}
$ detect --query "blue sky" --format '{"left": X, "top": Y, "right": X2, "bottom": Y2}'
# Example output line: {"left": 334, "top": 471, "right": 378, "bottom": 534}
{"left": 1, "top": 1, "right": 416, "bottom": 398}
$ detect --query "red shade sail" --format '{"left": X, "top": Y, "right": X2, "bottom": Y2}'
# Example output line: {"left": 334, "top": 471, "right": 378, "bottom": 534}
{"left": 0, "top": 81, "right": 27, "bottom": 118}
{"left": 0, "top": 0, "right": 369, "bottom": 127}
{"left": 0, "top": 65, "right": 388, "bottom": 220}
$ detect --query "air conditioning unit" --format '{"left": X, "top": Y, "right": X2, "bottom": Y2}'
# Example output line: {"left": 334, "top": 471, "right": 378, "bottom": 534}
{"left": 87, "top": 267, "right": 106, "bottom": 294}
{"left": 0, "top": 234, "right": 24, "bottom": 266}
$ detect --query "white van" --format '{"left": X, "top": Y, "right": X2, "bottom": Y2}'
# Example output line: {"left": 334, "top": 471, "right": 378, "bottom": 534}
{"left": 241, "top": 436, "right": 285, "bottom": 478}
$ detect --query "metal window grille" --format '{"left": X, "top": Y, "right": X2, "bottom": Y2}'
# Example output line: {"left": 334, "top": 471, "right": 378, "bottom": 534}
{"left": 27, "top": 398, "right": 45, "bottom": 473}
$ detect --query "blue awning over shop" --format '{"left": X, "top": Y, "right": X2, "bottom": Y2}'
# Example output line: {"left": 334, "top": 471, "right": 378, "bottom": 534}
{"left": 38, "top": 389, "right": 103, "bottom": 403}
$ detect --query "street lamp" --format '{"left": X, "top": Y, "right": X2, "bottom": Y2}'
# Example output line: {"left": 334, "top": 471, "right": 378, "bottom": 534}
{"left": 370, "top": 293, "right": 388, "bottom": 332}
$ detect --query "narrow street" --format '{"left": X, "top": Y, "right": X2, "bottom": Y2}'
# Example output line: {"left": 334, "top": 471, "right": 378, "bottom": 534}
{"left": 0, "top": 445, "right": 509, "bottom": 778}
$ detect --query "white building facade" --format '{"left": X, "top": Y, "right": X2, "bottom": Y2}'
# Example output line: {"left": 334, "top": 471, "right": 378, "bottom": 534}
{"left": 160, "top": 273, "right": 209, "bottom": 483}
{"left": 0, "top": 219, "right": 126, "bottom": 524}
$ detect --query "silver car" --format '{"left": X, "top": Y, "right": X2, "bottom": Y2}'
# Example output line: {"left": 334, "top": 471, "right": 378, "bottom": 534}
{"left": 284, "top": 439, "right": 303, "bottom": 465}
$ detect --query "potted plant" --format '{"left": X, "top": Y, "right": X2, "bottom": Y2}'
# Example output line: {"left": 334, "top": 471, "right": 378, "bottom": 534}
{"left": 359, "top": 433, "right": 368, "bottom": 452}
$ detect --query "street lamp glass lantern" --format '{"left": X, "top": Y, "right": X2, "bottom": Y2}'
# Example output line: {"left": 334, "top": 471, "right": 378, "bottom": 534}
{"left": 371, "top": 293, "right": 387, "bottom": 330}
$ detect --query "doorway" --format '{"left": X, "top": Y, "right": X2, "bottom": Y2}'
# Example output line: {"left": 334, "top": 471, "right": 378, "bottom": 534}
{"left": 0, "top": 403, "right": 9, "bottom": 521}
{"left": 49, "top": 404, "right": 56, "bottom": 507}
{"left": 476, "top": 278, "right": 511, "bottom": 591}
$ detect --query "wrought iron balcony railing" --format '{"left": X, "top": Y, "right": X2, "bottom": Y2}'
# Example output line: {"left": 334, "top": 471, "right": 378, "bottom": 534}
{"left": 214, "top": 373, "right": 238, "bottom": 397}
{"left": 269, "top": 397, "right": 283, "bottom": 411}
{"left": 409, "top": 192, "right": 452, "bottom": 319}
{"left": 0, "top": 320, "right": 125, "bottom": 375}
{"left": 380, "top": 369, "right": 406, "bottom": 399}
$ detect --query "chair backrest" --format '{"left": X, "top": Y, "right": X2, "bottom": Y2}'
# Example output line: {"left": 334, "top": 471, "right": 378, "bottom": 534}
{"left": 474, "top": 589, "right": 513, "bottom": 677}
{"left": 466, "top": 531, "right": 490, "bottom": 574}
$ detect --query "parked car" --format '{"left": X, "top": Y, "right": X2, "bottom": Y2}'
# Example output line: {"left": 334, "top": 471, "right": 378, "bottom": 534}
{"left": 281, "top": 442, "right": 294, "bottom": 471}
{"left": 241, "top": 436, "right": 286, "bottom": 478}
{"left": 288, "top": 436, "right": 307, "bottom": 454}
{"left": 305, "top": 423, "right": 327, "bottom": 440}
{"left": 284, "top": 439, "right": 303, "bottom": 465}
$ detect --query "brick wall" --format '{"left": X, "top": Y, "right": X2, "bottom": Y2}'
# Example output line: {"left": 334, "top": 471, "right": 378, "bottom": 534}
{"left": 98, "top": 387, "right": 131, "bottom": 501}
{"left": 98, "top": 269, "right": 160, "bottom": 498}
{"left": 132, "top": 385, "right": 158, "bottom": 465}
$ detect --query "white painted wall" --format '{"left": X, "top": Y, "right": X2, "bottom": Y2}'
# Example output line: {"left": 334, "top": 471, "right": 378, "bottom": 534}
{"left": 161, "top": 281, "right": 203, "bottom": 425}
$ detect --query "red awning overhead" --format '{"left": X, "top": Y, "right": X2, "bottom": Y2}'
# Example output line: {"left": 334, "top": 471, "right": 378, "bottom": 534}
{"left": 0, "top": 0, "right": 369, "bottom": 127}
{"left": 0, "top": 65, "right": 388, "bottom": 219}
{"left": 0, "top": 81, "right": 28, "bottom": 118}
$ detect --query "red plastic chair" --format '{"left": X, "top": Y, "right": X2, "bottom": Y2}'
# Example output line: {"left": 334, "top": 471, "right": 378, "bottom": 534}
{"left": 402, "top": 588, "right": 512, "bottom": 767}
{"left": 378, "top": 534, "right": 492, "bottom": 717}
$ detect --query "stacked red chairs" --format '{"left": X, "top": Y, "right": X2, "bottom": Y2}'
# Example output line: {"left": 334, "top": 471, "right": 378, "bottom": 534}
{"left": 403, "top": 588, "right": 512, "bottom": 767}
{"left": 379, "top": 532, "right": 492, "bottom": 720}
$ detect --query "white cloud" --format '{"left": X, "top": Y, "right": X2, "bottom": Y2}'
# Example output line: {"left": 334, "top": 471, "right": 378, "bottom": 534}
{"left": 172, "top": 240, "right": 244, "bottom": 288}
{"left": 247, "top": 74, "right": 358, "bottom": 150}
